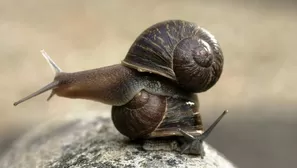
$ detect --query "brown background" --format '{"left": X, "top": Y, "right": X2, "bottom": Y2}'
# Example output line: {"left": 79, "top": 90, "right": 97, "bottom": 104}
{"left": 0, "top": 1, "right": 296, "bottom": 168}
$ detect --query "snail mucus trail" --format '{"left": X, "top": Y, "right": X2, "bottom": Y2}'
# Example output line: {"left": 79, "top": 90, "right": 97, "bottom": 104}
{"left": 13, "top": 20, "right": 228, "bottom": 157}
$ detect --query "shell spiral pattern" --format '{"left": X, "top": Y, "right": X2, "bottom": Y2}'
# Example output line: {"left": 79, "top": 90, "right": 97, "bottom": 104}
{"left": 122, "top": 20, "right": 224, "bottom": 93}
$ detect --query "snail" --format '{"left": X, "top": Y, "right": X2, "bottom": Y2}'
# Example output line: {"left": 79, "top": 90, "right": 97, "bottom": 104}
{"left": 13, "top": 20, "right": 227, "bottom": 157}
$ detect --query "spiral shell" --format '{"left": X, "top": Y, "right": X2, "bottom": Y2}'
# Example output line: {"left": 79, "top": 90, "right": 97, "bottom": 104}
{"left": 111, "top": 91, "right": 166, "bottom": 139}
{"left": 111, "top": 90, "right": 202, "bottom": 139}
{"left": 122, "top": 20, "right": 224, "bottom": 93}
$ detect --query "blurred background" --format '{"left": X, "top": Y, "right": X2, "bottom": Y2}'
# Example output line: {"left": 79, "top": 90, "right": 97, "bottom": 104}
{"left": 0, "top": 0, "right": 296, "bottom": 167}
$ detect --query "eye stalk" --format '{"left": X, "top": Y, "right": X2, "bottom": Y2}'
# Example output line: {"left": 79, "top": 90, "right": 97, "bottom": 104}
{"left": 13, "top": 50, "right": 62, "bottom": 106}
{"left": 40, "top": 49, "right": 62, "bottom": 74}
{"left": 13, "top": 81, "right": 60, "bottom": 106}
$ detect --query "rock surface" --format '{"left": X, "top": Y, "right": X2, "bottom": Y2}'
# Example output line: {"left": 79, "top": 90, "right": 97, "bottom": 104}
{"left": 0, "top": 115, "right": 237, "bottom": 168}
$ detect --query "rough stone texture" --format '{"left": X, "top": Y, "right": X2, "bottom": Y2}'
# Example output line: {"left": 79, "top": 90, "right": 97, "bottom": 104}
{"left": 0, "top": 116, "right": 236, "bottom": 168}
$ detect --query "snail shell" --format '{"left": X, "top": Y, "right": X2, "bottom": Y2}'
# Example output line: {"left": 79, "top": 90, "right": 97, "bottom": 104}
{"left": 111, "top": 90, "right": 202, "bottom": 139}
{"left": 122, "top": 20, "right": 224, "bottom": 93}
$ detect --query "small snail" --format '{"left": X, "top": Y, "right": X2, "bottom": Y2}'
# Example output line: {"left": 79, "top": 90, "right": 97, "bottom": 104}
{"left": 13, "top": 20, "right": 227, "bottom": 157}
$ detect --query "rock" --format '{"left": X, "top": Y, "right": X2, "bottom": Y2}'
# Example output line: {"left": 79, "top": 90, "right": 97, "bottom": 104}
{"left": 0, "top": 115, "right": 237, "bottom": 168}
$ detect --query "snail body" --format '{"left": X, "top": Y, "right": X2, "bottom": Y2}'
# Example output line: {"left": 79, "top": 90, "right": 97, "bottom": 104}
{"left": 13, "top": 20, "right": 227, "bottom": 157}
{"left": 46, "top": 64, "right": 195, "bottom": 106}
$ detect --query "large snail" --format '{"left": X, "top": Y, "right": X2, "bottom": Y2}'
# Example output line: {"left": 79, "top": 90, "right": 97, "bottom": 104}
{"left": 13, "top": 20, "right": 227, "bottom": 157}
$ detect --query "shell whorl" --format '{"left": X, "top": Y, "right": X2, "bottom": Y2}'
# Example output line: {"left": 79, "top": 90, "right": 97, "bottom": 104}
{"left": 111, "top": 90, "right": 166, "bottom": 139}
{"left": 122, "top": 20, "right": 224, "bottom": 93}
{"left": 111, "top": 90, "right": 202, "bottom": 139}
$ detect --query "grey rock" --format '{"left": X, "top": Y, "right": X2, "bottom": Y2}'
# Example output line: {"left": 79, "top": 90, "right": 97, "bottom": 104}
{"left": 0, "top": 115, "right": 237, "bottom": 168}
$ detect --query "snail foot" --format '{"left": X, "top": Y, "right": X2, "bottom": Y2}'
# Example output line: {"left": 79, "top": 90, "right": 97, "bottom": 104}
{"left": 142, "top": 138, "right": 179, "bottom": 152}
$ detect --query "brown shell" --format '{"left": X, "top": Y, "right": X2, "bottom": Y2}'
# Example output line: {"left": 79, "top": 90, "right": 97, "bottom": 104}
{"left": 111, "top": 91, "right": 166, "bottom": 139}
{"left": 111, "top": 90, "right": 202, "bottom": 139}
{"left": 122, "top": 20, "right": 224, "bottom": 93}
